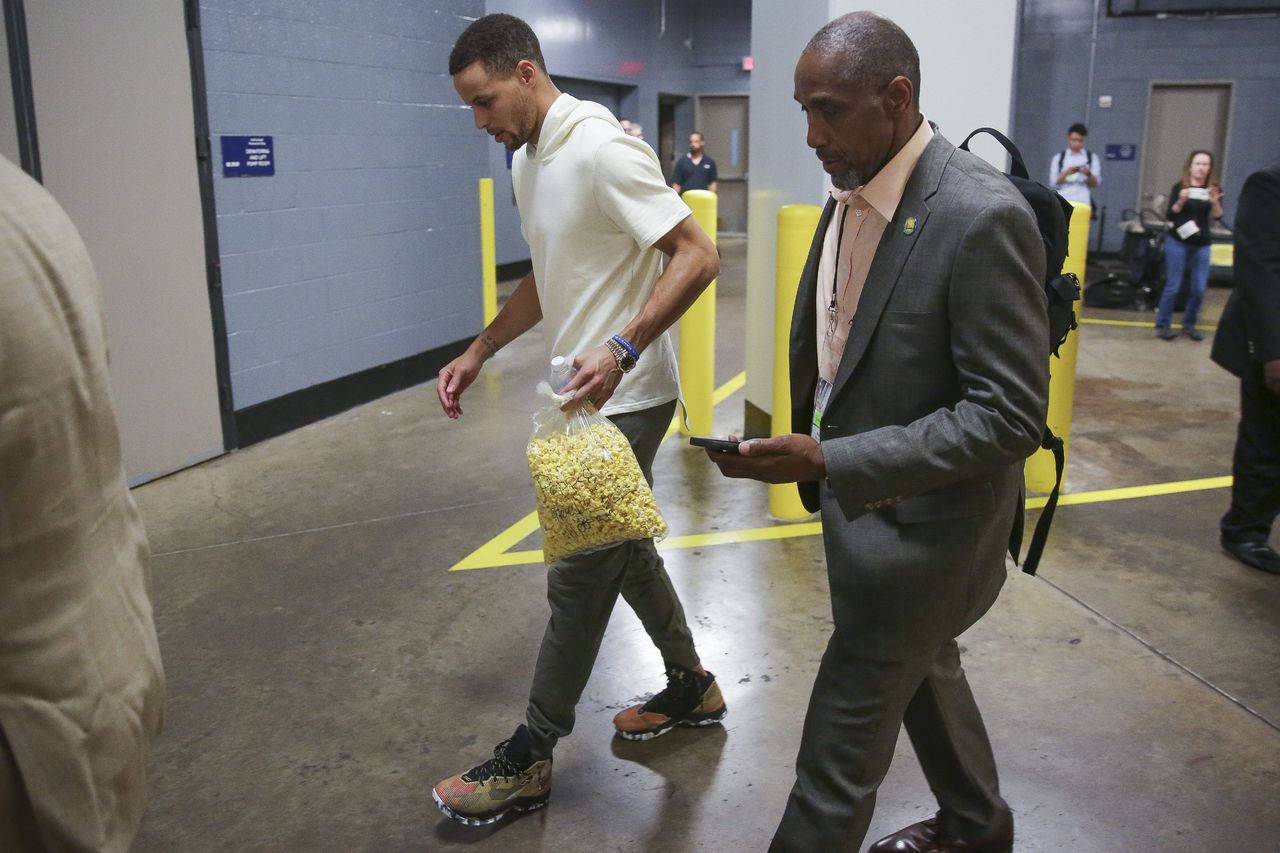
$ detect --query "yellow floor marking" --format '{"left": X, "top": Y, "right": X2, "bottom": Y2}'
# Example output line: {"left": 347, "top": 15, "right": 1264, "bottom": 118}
{"left": 453, "top": 473, "right": 1234, "bottom": 571}
{"left": 712, "top": 371, "right": 747, "bottom": 405}
{"left": 1080, "top": 317, "right": 1218, "bottom": 332}
{"left": 450, "top": 512, "right": 541, "bottom": 570}
{"left": 450, "top": 372, "right": 748, "bottom": 571}
{"left": 1024, "top": 475, "right": 1232, "bottom": 510}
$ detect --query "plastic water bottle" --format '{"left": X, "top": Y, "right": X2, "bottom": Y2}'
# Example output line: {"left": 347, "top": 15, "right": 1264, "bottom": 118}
{"left": 550, "top": 355, "right": 576, "bottom": 393}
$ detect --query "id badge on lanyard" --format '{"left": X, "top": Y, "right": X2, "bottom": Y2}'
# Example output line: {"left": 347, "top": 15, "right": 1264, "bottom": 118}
{"left": 811, "top": 377, "right": 833, "bottom": 441}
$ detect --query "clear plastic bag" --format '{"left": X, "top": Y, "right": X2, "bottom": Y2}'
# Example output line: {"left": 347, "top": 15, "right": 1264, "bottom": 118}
{"left": 527, "top": 382, "right": 667, "bottom": 564}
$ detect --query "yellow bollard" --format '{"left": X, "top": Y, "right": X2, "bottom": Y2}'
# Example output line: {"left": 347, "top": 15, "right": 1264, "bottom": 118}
{"left": 479, "top": 178, "right": 497, "bottom": 326}
{"left": 770, "top": 204, "right": 822, "bottom": 520}
{"left": 680, "top": 190, "right": 718, "bottom": 435}
{"left": 1027, "top": 201, "right": 1090, "bottom": 492}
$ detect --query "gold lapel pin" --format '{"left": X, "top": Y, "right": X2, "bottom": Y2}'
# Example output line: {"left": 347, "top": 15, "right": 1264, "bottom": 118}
{"left": 903, "top": 216, "right": 917, "bottom": 235}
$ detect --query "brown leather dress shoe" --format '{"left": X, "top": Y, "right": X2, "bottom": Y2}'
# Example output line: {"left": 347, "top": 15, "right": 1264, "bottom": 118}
{"left": 867, "top": 813, "right": 1013, "bottom": 853}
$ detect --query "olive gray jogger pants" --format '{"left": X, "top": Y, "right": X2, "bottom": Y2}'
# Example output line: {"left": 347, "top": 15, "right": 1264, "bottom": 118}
{"left": 525, "top": 399, "right": 700, "bottom": 760}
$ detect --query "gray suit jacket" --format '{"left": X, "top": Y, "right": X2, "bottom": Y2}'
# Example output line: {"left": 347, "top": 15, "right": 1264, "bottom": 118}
{"left": 788, "top": 133, "right": 1049, "bottom": 659}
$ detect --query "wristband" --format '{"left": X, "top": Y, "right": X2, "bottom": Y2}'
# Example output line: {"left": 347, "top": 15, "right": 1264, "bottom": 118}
{"left": 611, "top": 334, "right": 639, "bottom": 361}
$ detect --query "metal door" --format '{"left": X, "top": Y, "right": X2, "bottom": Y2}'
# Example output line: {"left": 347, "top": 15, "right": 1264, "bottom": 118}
{"left": 25, "top": 0, "right": 225, "bottom": 483}
{"left": 1139, "top": 83, "right": 1231, "bottom": 213}
{"left": 696, "top": 94, "right": 749, "bottom": 234}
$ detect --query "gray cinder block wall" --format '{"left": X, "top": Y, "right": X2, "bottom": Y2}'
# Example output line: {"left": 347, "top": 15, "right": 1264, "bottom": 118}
{"left": 485, "top": 0, "right": 752, "bottom": 265}
{"left": 201, "top": 0, "right": 751, "bottom": 419}
{"left": 200, "top": 0, "right": 487, "bottom": 413}
{"left": 1014, "top": 0, "right": 1280, "bottom": 254}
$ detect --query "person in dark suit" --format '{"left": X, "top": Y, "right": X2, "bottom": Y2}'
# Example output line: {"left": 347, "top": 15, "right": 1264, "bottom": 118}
{"left": 1212, "top": 161, "right": 1280, "bottom": 575}
{"left": 705, "top": 13, "right": 1048, "bottom": 852}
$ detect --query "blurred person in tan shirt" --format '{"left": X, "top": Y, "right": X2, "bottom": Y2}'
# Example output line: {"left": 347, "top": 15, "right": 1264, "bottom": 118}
{"left": 0, "top": 155, "right": 164, "bottom": 852}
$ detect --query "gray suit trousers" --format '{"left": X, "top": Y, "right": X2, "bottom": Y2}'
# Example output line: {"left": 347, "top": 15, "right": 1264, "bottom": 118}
{"left": 770, "top": 633, "right": 1007, "bottom": 852}
{"left": 525, "top": 399, "right": 699, "bottom": 760}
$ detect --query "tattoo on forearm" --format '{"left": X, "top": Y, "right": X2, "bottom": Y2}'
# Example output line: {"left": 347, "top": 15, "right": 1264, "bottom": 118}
{"left": 480, "top": 333, "right": 501, "bottom": 356}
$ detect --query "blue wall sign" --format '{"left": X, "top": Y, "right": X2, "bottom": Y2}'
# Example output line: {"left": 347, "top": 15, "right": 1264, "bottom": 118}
{"left": 1105, "top": 144, "right": 1137, "bottom": 162}
{"left": 222, "top": 135, "right": 275, "bottom": 176}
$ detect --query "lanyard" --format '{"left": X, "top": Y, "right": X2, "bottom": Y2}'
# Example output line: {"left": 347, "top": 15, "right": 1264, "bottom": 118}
{"left": 827, "top": 205, "right": 850, "bottom": 339}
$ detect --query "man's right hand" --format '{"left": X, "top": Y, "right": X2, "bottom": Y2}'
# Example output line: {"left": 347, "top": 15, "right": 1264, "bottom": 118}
{"left": 437, "top": 351, "right": 484, "bottom": 419}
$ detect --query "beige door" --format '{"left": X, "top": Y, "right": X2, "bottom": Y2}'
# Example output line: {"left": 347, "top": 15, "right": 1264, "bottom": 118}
{"left": 697, "top": 95, "right": 749, "bottom": 235}
{"left": 1140, "top": 83, "right": 1231, "bottom": 213}
{"left": 25, "top": 0, "right": 224, "bottom": 484}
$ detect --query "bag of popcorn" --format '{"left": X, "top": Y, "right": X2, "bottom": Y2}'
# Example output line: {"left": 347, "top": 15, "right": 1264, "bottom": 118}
{"left": 527, "top": 381, "right": 667, "bottom": 564}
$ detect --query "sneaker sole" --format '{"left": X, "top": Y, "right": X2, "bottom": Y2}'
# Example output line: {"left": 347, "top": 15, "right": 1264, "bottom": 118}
{"left": 614, "top": 706, "right": 728, "bottom": 742}
{"left": 431, "top": 788, "right": 550, "bottom": 826}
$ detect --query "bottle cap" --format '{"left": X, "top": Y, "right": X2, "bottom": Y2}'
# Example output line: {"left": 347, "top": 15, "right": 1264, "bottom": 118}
{"left": 551, "top": 356, "right": 567, "bottom": 368}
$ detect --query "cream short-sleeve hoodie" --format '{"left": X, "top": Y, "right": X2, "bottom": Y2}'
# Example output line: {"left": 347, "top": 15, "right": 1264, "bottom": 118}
{"left": 512, "top": 94, "right": 692, "bottom": 416}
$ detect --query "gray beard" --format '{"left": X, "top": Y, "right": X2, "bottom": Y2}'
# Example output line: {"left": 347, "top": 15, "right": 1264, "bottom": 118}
{"left": 831, "top": 169, "right": 862, "bottom": 191}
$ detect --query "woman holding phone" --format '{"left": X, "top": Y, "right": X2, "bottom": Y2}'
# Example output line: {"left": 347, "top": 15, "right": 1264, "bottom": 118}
{"left": 1156, "top": 149, "right": 1224, "bottom": 340}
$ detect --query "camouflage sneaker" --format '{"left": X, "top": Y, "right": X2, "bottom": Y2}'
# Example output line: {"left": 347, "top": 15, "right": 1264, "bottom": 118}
{"left": 431, "top": 725, "right": 552, "bottom": 826}
{"left": 613, "top": 662, "right": 727, "bottom": 741}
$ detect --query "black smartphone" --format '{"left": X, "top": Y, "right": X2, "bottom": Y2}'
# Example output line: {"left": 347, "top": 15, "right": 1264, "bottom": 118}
{"left": 689, "top": 436, "right": 741, "bottom": 453}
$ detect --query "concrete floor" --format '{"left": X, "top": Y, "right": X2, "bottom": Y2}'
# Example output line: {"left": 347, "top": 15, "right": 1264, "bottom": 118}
{"left": 132, "top": 238, "right": 1280, "bottom": 852}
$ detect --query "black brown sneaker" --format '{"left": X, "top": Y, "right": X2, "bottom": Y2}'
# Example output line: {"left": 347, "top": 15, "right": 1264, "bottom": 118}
{"left": 431, "top": 725, "right": 552, "bottom": 826}
{"left": 612, "top": 662, "right": 727, "bottom": 741}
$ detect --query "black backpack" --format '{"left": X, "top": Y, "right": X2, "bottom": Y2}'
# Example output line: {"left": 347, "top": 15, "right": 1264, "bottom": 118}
{"left": 959, "top": 127, "right": 1081, "bottom": 577}
{"left": 1084, "top": 273, "right": 1147, "bottom": 310}
{"left": 1055, "top": 148, "right": 1096, "bottom": 178}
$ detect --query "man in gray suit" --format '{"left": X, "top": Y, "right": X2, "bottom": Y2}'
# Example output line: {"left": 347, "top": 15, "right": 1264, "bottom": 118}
{"left": 707, "top": 13, "right": 1048, "bottom": 852}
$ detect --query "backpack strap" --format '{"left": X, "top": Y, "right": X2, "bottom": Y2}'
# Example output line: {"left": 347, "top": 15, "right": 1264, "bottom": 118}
{"left": 1020, "top": 427, "right": 1065, "bottom": 576}
{"left": 958, "top": 127, "right": 1030, "bottom": 180}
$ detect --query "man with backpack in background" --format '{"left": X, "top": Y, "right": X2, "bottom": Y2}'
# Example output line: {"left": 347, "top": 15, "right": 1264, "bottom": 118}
{"left": 703, "top": 12, "right": 1048, "bottom": 852}
{"left": 1051, "top": 123, "right": 1101, "bottom": 209}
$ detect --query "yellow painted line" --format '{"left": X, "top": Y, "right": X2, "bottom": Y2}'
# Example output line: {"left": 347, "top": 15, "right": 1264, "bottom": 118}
{"left": 661, "top": 370, "right": 748, "bottom": 440}
{"left": 453, "top": 521, "right": 825, "bottom": 571}
{"left": 660, "top": 520, "right": 822, "bottom": 550}
{"left": 453, "top": 546, "right": 544, "bottom": 571}
{"left": 454, "top": 475, "right": 1234, "bottom": 571}
{"left": 450, "top": 372, "right": 748, "bottom": 571}
{"left": 1024, "top": 475, "right": 1231, "bottom": 510}
{"left": 712, "top": 371, "right": 747, "bottom": 405}
{"left": 449, "top": 511, "right": 540, "bottom": 570}
{"left": 1080, "top": 317, "right": 1218, "bottom": 332}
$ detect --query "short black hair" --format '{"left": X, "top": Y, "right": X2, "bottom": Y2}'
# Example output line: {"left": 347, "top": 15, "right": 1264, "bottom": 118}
{"left": 1068, "top": 123, "right": 1088, "bottom": 137}
{"left": 805, "top": 12, "right": 921, "bottom": 103}
{"left": 448, "top": 13, "right": 546, "bottom": 77}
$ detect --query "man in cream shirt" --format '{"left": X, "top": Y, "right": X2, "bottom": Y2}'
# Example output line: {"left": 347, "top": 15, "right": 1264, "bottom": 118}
{"left": 432, "top": 14, "right": 723, "bottom": 827}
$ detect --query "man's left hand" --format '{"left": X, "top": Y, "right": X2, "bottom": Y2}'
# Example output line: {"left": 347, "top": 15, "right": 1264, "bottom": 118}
{"left": 705, "top": 433, "right": 826, "bottom": 484}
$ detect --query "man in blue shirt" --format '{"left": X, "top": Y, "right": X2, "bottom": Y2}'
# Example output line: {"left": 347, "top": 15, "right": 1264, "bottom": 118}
{"left": 671, "top": 131, "right": 718, "bottom": 194}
